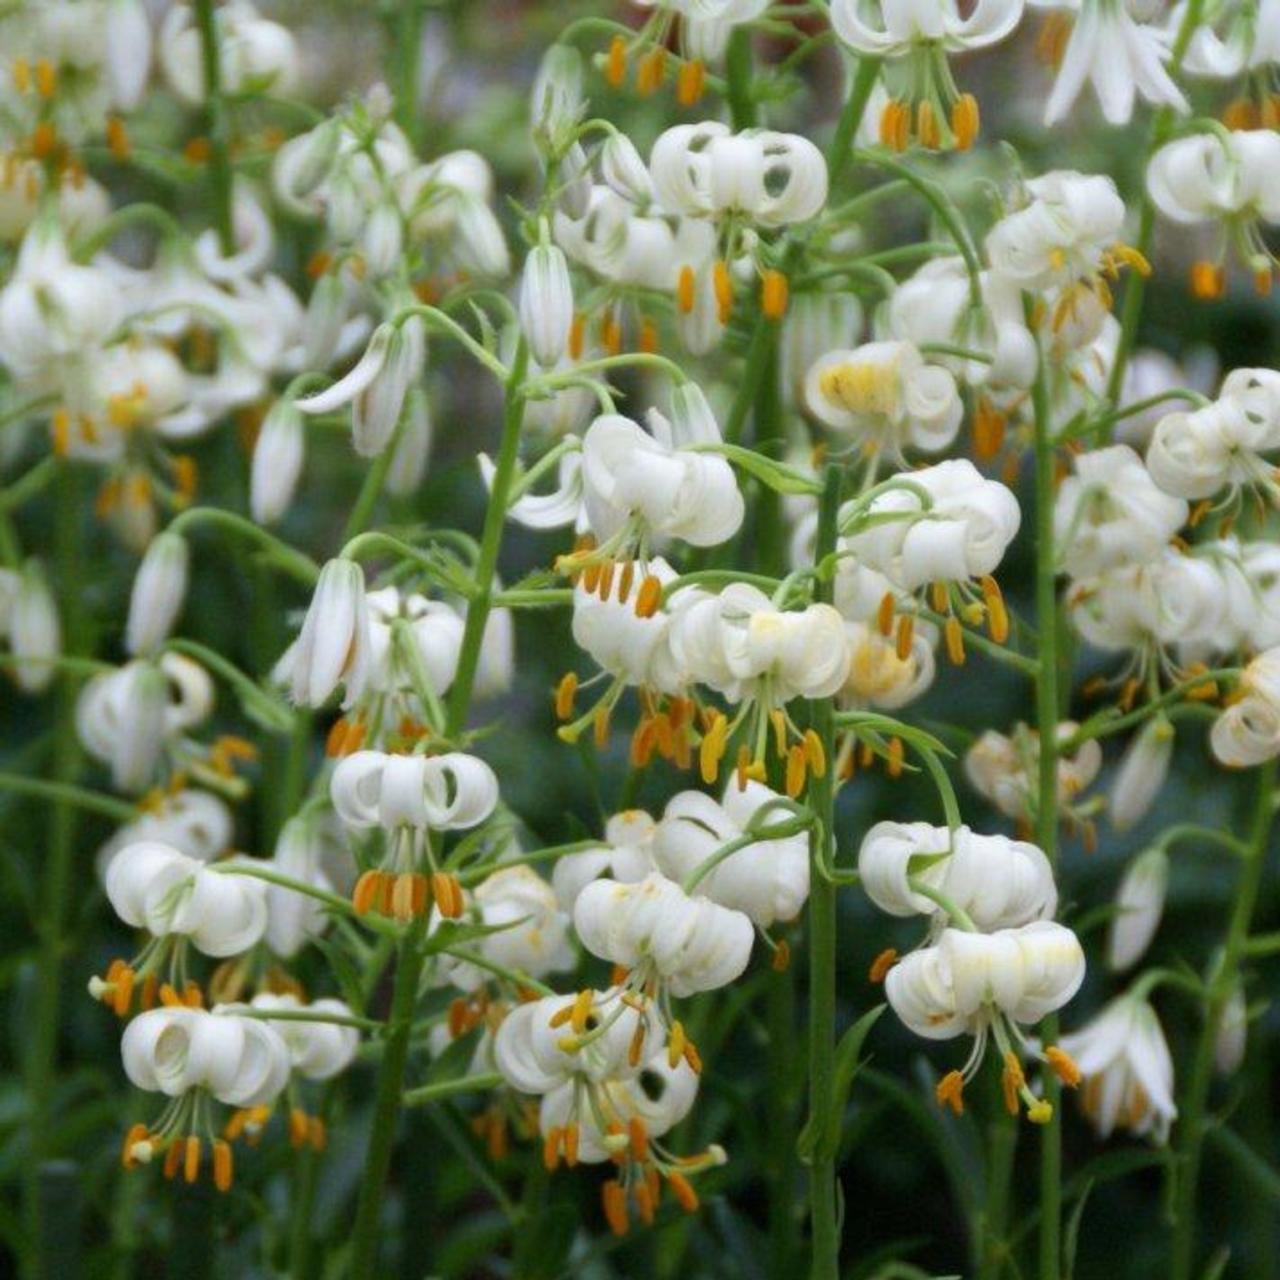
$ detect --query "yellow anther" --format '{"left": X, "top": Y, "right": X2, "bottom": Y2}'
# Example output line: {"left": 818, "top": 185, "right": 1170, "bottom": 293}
{"left": 868, "top": 947, "right": 898, "bottom": 983}
{"left": 668, "top": 1019, "right": 687, "bottom": 1069}
{"left": 785, "top": 744, "right": 807, "bottom": 799}
{"left": 916, "top": 99, "right": 940, "bottom": 150}
{"left": 1045, "top": 1045, "right": 1082, "bottom": 1088}
{"left": 676, "top": 264, "right": 696, "bottom": 315}
{"left": 895, "top": 612, "right": 914, "bottom": 662}
{"left": 12, "top": 58, "right": 30, "bottom": 94}
{"left": 713, "top": 259, "right": 733, "bottom": 324}
{"left": 183, "top": 1136, "right": 202, "bottom": 1184}
{"left": 602, "top": 1178, "right": 630, "bottom": 1235}
{"left": 213, "top": 1140, "right": 233, "bottom": 1192}
{"left": 804, "top": 728, "right": 826, "bottom": 778}
{"left": 668, "top": 1170, "right": 700, "bottom": 1212}
{"left": 944, "top": 616, "right": 966, "bottom": 665}
{"left": 676, "top": 58, "right": 706, "bottom": 108}
{"left": 761, "top": 269, "right": 788, "bottom": 320}
{"left": 605, "top": 35, "right": 627, "bottom": 88}
{"left": 981, "top": 576, "right": 1009, "bottom": 644}
{"left": 543, "top": 1125, "right": 563, "bottom": 1171}
{"left": 1001, "top": 1051, "right": 1026, "bottom": 1116}
{"left": 554, "top": 671, "right": 578, "bottom": 720}
{"left": 635, "top": 573, "right": 663, "bottom": 618}
{"left": 34, "top": 58, "right": 56, "bottom": 99}
{"left": 876, "top": 590, "right": 896, "bottom": 637}
{"left": 571, "top": 987, "right": 594, "bottom": 1034}
{"left": 935, "top": 1069, "right": 966, "bottom": 1115}
{"left": 1190, "top": 260, "right": 1225, "bottom": 300}
{"left": 951, "top": 94, "right": 979, "bottom": 151}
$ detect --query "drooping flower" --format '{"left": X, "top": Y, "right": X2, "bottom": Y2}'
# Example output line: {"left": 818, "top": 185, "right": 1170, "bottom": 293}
{"left": 1059, "top": 992, "right": 1177, "bottom": 1141}
{"left": 573, "top": 871, "right": 755, "bottom": 996}
{"left": 859, "top": 822, "right": 1059, "bottom": 931}
{"left": 552, "top": 810, "right": 659, "bottom": 911}
{"left": 804, "top": 341, "right": 964, "bottom": 456}
{"left": 1146, "top": 130, "right": 1280, "bottom": 294}
{"left": 104, "top": 840, "right": 268, "bottom": 958}
{"left": 1053, "top": 444, "right": 1188, "bottom": 577}
{"left": 885, "top": 921, "right": 1086, "bottom": 1119}
{"left": 830, "top": 0, "right": 1023, "bottom": 148}
{"left": 652, "top": 780, "right": 809, "bottom": 927}
{"left": 1037, "top": 0, "right": 1187, "bottom": 127}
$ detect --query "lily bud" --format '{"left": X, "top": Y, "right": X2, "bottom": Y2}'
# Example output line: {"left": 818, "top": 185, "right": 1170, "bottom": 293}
{"left": 1110, "top": 717, "right": 1174, "bottom": 831}
{"left": 279, "top": 558, "right": 371, "bottom": 708}
{"left": 10, "top": 562, "right": 61, "bottom": 694}
{"left": 126, "top": 533, "right": 190, "bottom": 656}
{"left": 1107, "top": 847, "right": 1169, "bottom": 971}
{"left": 1214, "top": 984, "right": 1248, "bottom": 1076}
{"left": 519, "top": 242, "right": 574, "bottom": 369}
{"left": 531, "top": 44, "right": 584, "bottom": 153}
{"left": 251, "top": 400, "right": 305, "bottom": 525}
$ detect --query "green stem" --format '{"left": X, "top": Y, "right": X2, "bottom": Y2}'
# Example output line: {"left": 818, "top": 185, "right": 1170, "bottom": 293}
{"left": 347, "top": 343, "right": 529, "bottom": 1280}
{"left": 1031, "top": 324, "right": 1063, "bottom": 1280}
{"left": 394, "top": 0, "right": 424, "bottom": 143}
{"left": 755, "top": 339, "right": 786, "bottom": 577}
{"left": 827, "top": 56, "right": 882, "bottom": 184}
{"left": 1170, "top": 759, "right": 1277, "bottom": 1280}
{"left": 194, "top": 0, "right": 235, "bottom": 256}
{"left": 445, "top": 342, "right": 529, "bottom": 737}
{"left": 726, "top": 26, "right": 756, "bottom": 129}
{"left": 26, "top": 465, "right": 87, "bottom": 1266}
{"left": 807, "top": 465, "right": 842, "bottom": 1279}
{"left": 0, "top": 773, "right": 135, "bottom": 823}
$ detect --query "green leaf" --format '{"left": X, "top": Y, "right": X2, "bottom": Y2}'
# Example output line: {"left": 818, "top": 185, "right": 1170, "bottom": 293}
{"left": 1063, "top": 1178, "right": 1092, "bottom": 1280}
{"left": 798, "top": 1003, "right": 886, "bottom": 1163}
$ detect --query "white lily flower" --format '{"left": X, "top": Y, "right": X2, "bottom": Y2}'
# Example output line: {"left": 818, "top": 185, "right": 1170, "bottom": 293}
{"left": 1041, "top": 0, "right": 1187, "bottom": 126}
{"left": 519, "top": 241, "right": 574, "bottom": 369}
{"left": 831, "top": 0, "right": 1024, "bottom": 56}
{"left": 105, "top": 840, "right": 268, "bottom": 957}
{"left": 96, "top": 790, "right": 234, "bottom": 883}
{"left": 653, "top": 780, "right": 809, "bottom": 927}
{"left": 8, "top": 561, "right": 61, "bottom": 694}
{"left": 276, "top": 558, "right": 371, "bottom": 709}
{"left": 295, "top": 319, "right": 427, "bottom": 457}
{"left": 126, "top": 532, "right": 190, "bottom": 656}
{"left": 1210, "top": 647, "right": 1280, "bottom": 767}
{"left": 985, "top": 171, "right": 1128, "bottom": 292}
{"left": 246, "top": 994, "right": 360, "bottom": 1080}
{"left": 1110, "top": 716, "right": 1175, "bottom": 831}
{"left": 159, "top": 1, "right": 298, "bottom": 105}
{"left": 362, "top": 585, "right": 465, "bottom": 701}
{"left": 1147, "top": 370, "right": 1280, "bottom": 500}
{"left": 330, "top": 749, "right": 499, "bottom": 832}
{"left": 844, "top": 459, "right": 1022, "bottom": 591}
{"left": 1146, "top": 132, "right": 1280, "bottom": 282}
{"left": 77, "top": 656, "right": 213, "bottom": 794}
{"left": 859, "top": 821, "right": 1059, "bottom": 930}
{"left": 123, "top": 1006, "right": 291, "bottom": 1107}
{"left": 886, "top": 258, "right": 1038, "bottom": 391}
{"left": 571, "top": 557, "right": 689, "bottom": 695}
{"left": 1059, "top": 993, "right": 1177, "bottom": 1141}
{"left": 573, "top": 871, "right": 755, "bottom": 995}
{"left": 1067, "top": 549, "right": 1226, "bottom": 654}
{"left": 250, "top": 399, "right": 305, "bottom": 525}
{"left": 581, "top": 408, "right": 743, "bottom": 550}
{"left": 886, "top": 921, "right": 1085, "bottom": 1117}
{"left": 668, "top": 583, "right": 850, "bottom": 703}
{"left": 965, "top": 724, "right": 1102, "bottom": 822}
{"left": 0, "top": 222, "right": 120, "bottom": 386}
{"left": 805, "top": 341, "right": 963, "bottom": 455}
{"left": 1054, "top": 444, "right": 1188, "bottom": 577}
{"left": 1108, "top": 847, "right": 1169, "bottom": 971}
{"left": 552, "top": 810, "right": 659, "bottom": 910}
{"left": 1114, "top": 347, "right": 1198, "bottom": 447}
{"left": 649, "top": 123, "right": 828, "bottom": 227}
